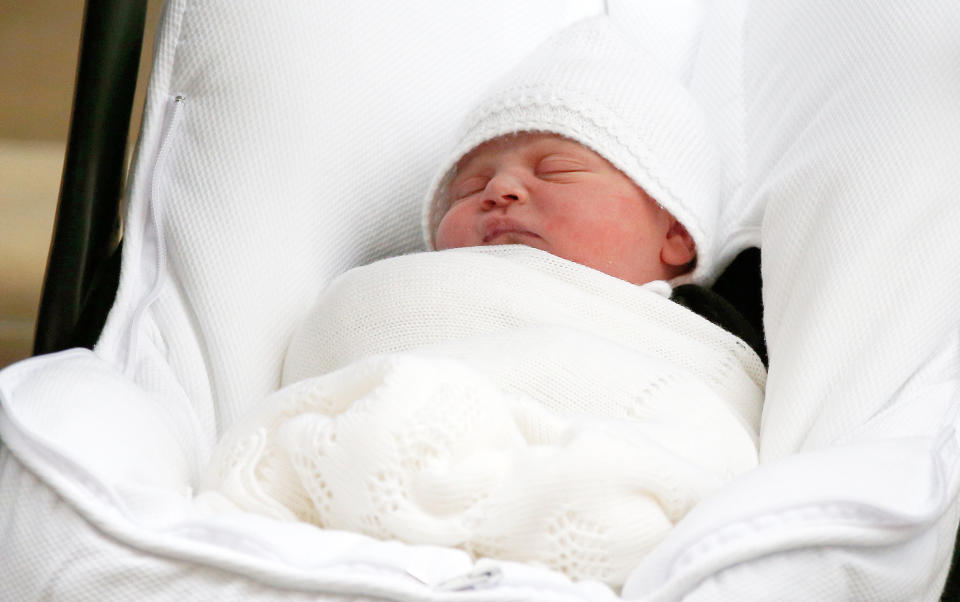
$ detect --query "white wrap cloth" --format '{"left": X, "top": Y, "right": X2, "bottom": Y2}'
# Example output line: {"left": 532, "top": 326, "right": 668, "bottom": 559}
{"left": 198, "top": 246, "right": 765, "bottom": 586}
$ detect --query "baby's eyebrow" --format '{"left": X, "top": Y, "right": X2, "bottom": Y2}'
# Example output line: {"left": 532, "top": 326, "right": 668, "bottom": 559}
{"left": 454, "top": 153, "right": 487, "bottom": 177}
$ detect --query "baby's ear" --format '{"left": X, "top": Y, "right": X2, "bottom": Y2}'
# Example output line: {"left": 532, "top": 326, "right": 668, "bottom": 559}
{"left": 661, "top": 219, "right": 697, "bottom": 267}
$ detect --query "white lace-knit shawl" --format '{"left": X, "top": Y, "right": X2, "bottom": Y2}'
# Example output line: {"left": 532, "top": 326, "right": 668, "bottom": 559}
{"left": 199, "top": 246, "right": 765, "bottom": 586}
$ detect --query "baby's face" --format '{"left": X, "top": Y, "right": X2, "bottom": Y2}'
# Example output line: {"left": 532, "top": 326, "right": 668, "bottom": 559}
{"left": 435, "top": 133, "right": 693, "bottom": 285}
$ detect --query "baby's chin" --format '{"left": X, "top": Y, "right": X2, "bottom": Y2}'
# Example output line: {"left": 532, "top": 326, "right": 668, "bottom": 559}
{"left": 481, "top": 231, "right": 544, "bottom": 246}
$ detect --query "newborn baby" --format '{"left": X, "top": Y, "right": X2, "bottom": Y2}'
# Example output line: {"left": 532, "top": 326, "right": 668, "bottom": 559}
{"left": 435, "top": 132, "right": 696, "bottom": 285}
{"left": 199, "top": 17, "right": 765, "bottom": 587}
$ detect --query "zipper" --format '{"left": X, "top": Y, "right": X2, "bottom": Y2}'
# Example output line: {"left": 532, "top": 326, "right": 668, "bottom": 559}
{"left": 123, "top": 93, "right": 185, "bottom": 377}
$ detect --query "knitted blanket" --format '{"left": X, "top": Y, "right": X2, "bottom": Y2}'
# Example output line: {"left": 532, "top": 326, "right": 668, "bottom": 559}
{"left": 198, "top": 246, "right": 765, "bottom": 586}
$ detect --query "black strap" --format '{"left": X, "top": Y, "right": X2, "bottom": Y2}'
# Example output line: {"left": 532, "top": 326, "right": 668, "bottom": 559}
{"left": 671, "top": 283, "right": 768, "bottom": 366}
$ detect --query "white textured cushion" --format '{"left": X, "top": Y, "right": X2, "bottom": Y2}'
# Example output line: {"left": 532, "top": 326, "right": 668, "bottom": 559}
{"left": 622, "top": 1, "right": 960, "bottom": 598}
{"left": 742, "top": 0, "right": 960, "bottom": 459}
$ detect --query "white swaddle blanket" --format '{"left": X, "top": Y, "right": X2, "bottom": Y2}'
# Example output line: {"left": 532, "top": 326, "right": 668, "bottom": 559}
{"left": 199, "top": 246, "right": 765, "bottom": 586}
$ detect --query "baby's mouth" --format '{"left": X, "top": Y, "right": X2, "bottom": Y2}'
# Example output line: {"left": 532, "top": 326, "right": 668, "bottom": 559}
{"left": 481, "top": 219, "right": 541, "bottom": 244}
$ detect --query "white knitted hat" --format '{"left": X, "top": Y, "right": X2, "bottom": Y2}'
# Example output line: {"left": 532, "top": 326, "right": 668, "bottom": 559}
{"left": 422, "top": 16, "right": 721, "bottom": 284}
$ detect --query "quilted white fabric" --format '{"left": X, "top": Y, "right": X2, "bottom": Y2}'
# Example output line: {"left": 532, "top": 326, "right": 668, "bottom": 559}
{"left": 622, "top": 0, "right": 960, "bottom": 598}
{"left": 0, "top": 441, "right": 374, "bottom": 602}
{"left": 2, "top": 0, "right": 960, "bottom": 600}
{"left": 744, "top": 1, "right": 960, "bottom": 458}
{"left": 199, "top": 247, "right": 763, "bottom": 586}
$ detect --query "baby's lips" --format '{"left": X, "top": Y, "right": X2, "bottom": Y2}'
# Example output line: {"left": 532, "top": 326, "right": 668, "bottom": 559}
{"left": 480, "top": 217, "right": 540, "bottom": 243}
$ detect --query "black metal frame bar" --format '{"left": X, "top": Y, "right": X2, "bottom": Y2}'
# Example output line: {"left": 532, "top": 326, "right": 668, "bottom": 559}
{"left": 33, "top": 0, "right": 147, "bottom": 355}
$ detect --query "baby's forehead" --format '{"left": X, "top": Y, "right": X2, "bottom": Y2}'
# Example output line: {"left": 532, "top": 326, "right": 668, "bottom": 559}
{"left": 455, "top": 132, "right": 594, "bottom": 172}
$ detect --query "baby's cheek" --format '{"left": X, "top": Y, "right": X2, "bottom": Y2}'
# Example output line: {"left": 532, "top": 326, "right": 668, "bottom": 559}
{"left": 435, "top": 211, "right": 472, "bottom": 250}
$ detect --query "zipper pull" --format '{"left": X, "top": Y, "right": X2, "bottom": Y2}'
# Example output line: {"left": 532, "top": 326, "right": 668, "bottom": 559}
{"left": 433, "top": 566, "right": 503, "bottom": 592}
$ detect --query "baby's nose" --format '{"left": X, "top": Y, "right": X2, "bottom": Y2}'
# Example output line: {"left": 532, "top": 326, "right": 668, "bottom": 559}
{"left": 481, "top": 193, "right": 519, "bottom": 210}
{"left": 482, "top": 174, "right": 526, "bottom": 209}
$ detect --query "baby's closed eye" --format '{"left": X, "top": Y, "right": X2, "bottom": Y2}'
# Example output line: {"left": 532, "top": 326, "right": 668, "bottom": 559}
{"left": 535, "top": 155, "right": 590, "bottom": 179}
{"left": 450, "top": 175, "right": 490, "bottom": 200}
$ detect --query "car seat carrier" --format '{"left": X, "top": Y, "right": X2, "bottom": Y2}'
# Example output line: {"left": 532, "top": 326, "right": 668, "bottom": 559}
{"left": 4, "top": 0, "right": 960, "bottom": 600}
